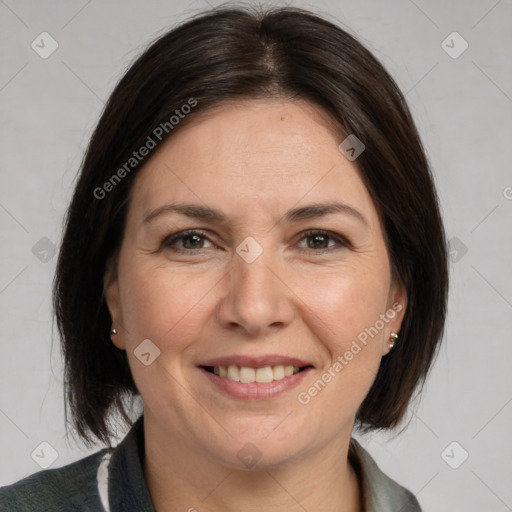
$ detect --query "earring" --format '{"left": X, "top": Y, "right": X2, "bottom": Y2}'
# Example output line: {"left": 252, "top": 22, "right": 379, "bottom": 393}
{"left": 389, "top": 332, "right": 398, "bottom": 349}
{"left": 110, "top": 328, "right": 117, "bottom": 336}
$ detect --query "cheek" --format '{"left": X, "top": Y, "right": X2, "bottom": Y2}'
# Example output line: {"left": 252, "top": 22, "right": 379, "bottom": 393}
{"left": 298, "top": 265, "right": 389, "bottom": 406}
{"left": 118, "top": 260, "right": 212, "bottom": 348}
{"left": 116, "top": 262, "right": 215, "bottom": 408}
{"left": 308, "top": 264, "right": 390, "bottom": 345}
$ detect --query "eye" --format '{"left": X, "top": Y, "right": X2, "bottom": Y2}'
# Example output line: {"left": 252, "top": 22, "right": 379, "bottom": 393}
{"left": 161, "top": 229, "right": 350, "bottom": 254}
{"left": 162, "top": 230, "right": 214, "bottom": 252}
{"left": 296, "top": 229, "right": 350, "bottom": 253}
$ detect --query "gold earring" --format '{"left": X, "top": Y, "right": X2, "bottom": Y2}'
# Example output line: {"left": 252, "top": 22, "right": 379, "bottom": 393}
{"left": 389, "top": 332, "right": 398, "bottom": 349}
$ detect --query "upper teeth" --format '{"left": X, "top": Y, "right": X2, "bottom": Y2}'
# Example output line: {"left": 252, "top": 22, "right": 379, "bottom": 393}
{"left": 213, "top": 365, "right": 300, "bottom": 383}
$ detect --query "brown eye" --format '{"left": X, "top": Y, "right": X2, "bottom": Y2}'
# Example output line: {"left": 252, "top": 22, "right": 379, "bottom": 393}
{"left": 298, "top": 230, "right": 349, "bottom": 253}
{"left": 162, "top": 230, "right": 213, "bottom": 252}
{"left": 161, "top": 229, "right": 349, "bottom": 255}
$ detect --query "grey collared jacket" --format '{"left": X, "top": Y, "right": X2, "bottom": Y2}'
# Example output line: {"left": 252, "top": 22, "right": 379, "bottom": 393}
{"left": 0, "top": 416, "right": 421, "bottom": 511}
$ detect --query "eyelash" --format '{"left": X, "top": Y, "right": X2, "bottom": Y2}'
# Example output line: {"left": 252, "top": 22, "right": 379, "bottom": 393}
{"left": 162, "top": 229, "right": 350, "bottom": 255}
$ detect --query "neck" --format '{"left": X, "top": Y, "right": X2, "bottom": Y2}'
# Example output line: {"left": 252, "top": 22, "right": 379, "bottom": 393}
{"left": 143, "top": 414, "right": 362, "bottom": 512}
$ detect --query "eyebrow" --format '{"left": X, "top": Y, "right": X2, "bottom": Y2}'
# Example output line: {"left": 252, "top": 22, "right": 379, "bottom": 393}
{"left": 143, "top": 201, "right": 367, "bottom": 226}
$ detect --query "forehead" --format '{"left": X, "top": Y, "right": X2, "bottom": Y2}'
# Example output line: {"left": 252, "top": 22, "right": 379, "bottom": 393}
{"left": 127, "top": 98, "right": 379, "bottom": 228}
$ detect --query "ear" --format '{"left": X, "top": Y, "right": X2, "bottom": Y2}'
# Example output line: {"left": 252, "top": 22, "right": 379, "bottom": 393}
{"left": 381, "top": 278, "right": 408, "bottom": 356}
{"left": 103, "top": 257, "right": 126, "bottom": 350}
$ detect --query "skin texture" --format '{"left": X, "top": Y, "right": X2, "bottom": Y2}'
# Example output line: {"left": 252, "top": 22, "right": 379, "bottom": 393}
{"left": 104, "top": 98, "right": 407, "bottom": 512}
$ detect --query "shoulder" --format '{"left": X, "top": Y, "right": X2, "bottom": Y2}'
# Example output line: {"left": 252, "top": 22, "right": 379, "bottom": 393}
{"left": 350, "top": 438, "right": 422, "bottom": 512}
{"left": 0, "top": 447, "right": 112, "bottom": 511}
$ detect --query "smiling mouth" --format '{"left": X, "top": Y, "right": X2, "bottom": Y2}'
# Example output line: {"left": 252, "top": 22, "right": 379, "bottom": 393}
{"left": 201, "top": 364, "right": 313, "bottom": 383}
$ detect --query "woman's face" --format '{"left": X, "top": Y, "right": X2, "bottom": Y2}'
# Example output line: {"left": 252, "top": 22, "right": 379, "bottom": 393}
{"left": 105, "top": 98, "right": 406, "bottom": 468}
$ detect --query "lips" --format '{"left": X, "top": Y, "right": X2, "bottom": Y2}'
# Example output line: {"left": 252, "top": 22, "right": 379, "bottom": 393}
{"left": 199, "top": 363, "right": 313, "bottom": 400}
{"left": 197, "top": 354, "right": 314, "bottom": 389}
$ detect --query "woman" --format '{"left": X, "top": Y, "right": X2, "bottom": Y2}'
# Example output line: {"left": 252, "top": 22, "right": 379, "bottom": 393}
{"left": 0, "top": 4, "right": 448, "bottom": 511}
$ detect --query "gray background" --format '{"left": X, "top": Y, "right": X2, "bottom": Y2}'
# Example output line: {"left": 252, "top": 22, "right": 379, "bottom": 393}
{"left": 1, "top": 0, "right": 511, "bottom": 510}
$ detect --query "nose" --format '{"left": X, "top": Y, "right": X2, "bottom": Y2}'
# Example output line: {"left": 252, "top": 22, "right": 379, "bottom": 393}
{"left": 215, "top": 244, "right": 295, "bottom": 337}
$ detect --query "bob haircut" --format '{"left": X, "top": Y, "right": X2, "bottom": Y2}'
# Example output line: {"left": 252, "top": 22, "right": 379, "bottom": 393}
{"left": 53, "top": 4, "right": 448, "bottom": 447}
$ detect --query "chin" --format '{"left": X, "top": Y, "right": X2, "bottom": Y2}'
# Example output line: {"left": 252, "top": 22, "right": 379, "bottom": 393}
{"left": 206, "top": 423, "right": 308, "bottom": 470}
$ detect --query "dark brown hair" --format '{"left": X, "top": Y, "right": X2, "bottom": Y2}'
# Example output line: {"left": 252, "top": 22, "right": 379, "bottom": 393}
{"left": 53, "top": 3, "right": 448, "bottom": 447}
